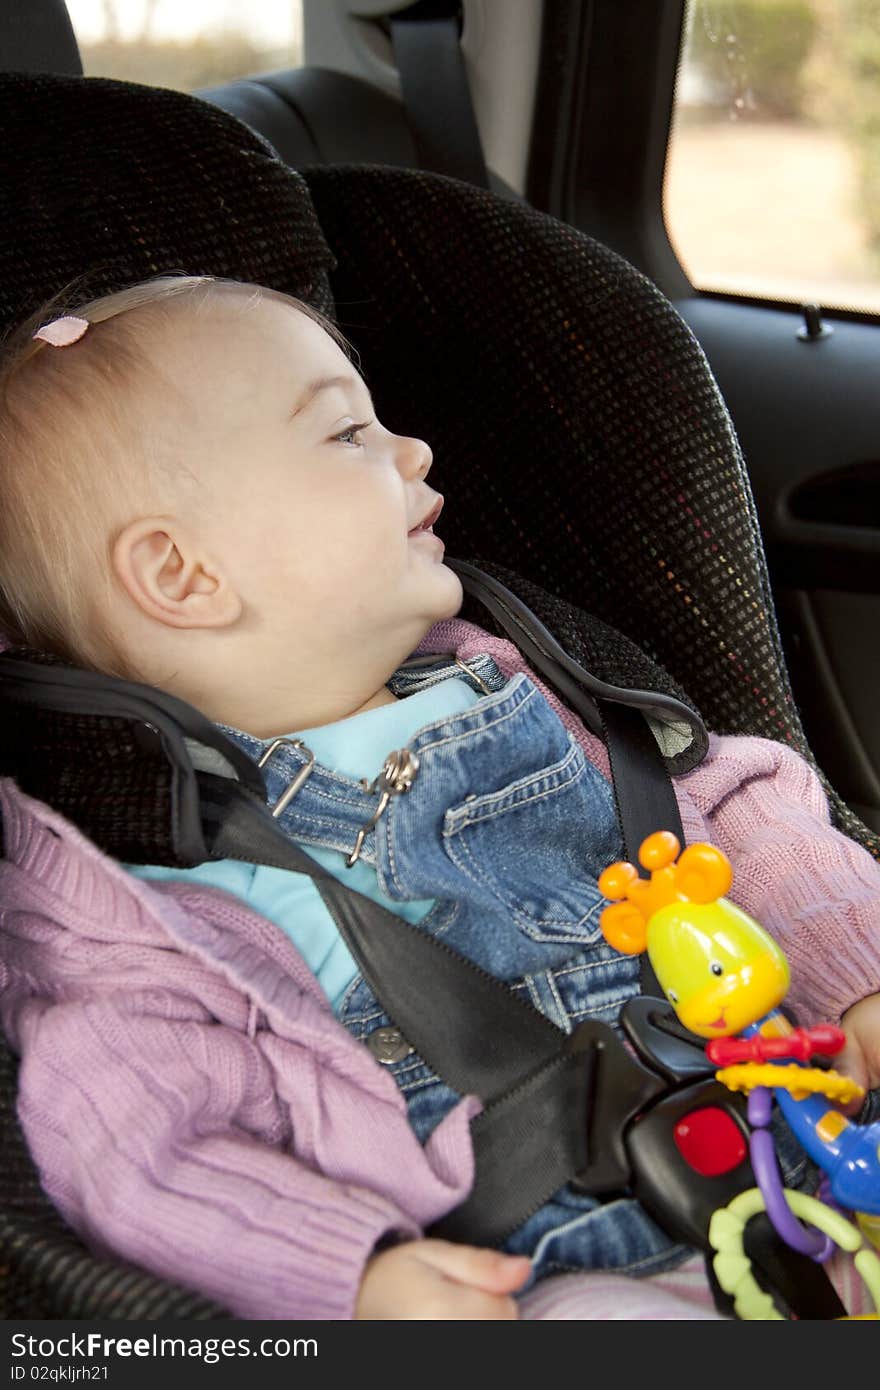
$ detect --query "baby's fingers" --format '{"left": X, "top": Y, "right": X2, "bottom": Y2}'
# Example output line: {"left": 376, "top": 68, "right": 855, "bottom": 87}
{"left": 414, "top": 1239, "right": 532, "bottom": 1293}
{"left": 456, "top": 1290, "right": 520, "bottom": 1320}
{"left": 841, "top": 994, "right": 880, "bottom": 1095}
{"left": 356, "top": 1240, "right": 527, "bottom": 1319}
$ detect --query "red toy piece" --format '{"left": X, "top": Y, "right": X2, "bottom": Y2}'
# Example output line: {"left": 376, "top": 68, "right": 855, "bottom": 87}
{"left": 706, "top": 1024, "right": 846, "bottom": 1068}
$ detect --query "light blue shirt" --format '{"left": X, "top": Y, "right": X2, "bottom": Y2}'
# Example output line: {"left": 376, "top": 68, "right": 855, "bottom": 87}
{"left": 126, "top": 677, "right": 480, "bottom": 1010}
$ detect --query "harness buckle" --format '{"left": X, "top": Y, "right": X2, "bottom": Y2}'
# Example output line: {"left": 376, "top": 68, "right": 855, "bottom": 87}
{"left": 565, "top": 1018, "right": 666, "bottom": 1196}
{"left": 257, "top": 737, "right": 316, "bottom": 818}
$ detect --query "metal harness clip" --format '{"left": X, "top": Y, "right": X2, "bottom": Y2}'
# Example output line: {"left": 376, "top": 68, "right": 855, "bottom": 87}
{"left": 347, "top": 749, "right": 420, "bottom": 867}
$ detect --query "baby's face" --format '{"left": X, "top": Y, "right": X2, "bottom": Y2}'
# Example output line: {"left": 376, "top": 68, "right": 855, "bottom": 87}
{"left": 160, "top": 290, "right": 462, "bottom": 670}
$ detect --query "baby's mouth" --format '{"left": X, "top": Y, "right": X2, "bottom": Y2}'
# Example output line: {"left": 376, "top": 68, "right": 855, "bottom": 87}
{"left": 408, "top": 497, "right": 444, "bottom": 536}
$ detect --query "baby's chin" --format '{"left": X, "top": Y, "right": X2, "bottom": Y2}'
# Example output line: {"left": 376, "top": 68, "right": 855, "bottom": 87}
{"left": 403, "top": 589, "right": 463, "bottom": 660}
{"left": 446, "top": 586, "right": 465, "bottom": 621}
{"left": 437, "top": 563, "right": 465, "bottom": 617}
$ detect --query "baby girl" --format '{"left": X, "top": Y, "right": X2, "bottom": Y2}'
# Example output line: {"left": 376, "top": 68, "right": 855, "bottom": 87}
{"left": 0, "top": 274, "right": 878, "bottom": 1320}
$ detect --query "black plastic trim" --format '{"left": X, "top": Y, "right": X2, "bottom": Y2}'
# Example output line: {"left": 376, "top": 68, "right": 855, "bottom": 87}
{"left": 563, "top": 0, "right": 691, "bottom": 297}
{"left": 526, "top": 0, "right": 592, "bottom": 216}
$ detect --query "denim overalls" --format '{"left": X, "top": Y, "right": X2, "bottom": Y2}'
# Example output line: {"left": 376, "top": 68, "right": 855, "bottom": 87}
{"left": 222, "top": 652, "right": 807, "bottom": 1281}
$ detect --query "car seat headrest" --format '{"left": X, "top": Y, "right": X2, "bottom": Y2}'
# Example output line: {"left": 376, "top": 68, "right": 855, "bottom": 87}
{"left": 0, "top": 71, "right": 336, "bottom": 330}
{"left": 0, "top": 0, "right": 82, "bottom": 77}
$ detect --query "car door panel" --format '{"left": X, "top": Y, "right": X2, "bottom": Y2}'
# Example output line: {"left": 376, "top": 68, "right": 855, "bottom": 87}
{"left": 677, "top": 295, "right": 880, "bottom": 827}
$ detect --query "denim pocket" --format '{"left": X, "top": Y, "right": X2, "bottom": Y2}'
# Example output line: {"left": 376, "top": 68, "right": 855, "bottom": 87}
{"left": 441, "top": 734, "right": 621, "bottom": 943}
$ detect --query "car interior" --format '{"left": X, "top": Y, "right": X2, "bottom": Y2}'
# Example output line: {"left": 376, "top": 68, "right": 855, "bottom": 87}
{"left": 0, "top": 0, "right": 878, "bottom": 1321}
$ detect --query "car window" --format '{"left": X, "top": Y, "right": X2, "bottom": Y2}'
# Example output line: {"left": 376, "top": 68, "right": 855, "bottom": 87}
{"left": 65, "top": 0, "right": 303, "bottom": 93}
{"left": 666, "top": 0, "right": 880, "bottom": 314}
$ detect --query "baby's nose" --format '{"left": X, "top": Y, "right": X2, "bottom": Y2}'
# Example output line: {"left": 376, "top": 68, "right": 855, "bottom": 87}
{"left": 398, "top": 434, "right": 432, "bottom": 479}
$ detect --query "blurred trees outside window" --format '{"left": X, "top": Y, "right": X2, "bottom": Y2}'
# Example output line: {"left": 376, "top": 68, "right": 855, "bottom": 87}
{"left": 666, "top": 0, "right": 880, "bottom": 313}
{"left": 66, "top": 1, "right": 302, "bottom": 93}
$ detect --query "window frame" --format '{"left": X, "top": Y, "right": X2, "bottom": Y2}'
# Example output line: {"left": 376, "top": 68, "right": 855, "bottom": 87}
{"left": 526, "top": 0, "right": 880, "bottom": 328}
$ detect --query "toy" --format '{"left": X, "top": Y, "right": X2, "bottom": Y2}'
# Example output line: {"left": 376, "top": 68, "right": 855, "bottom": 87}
{"left": 707, "top": 1187, "right": 880, "bottom": 1319}
{"left": 598, "top": 831, "right": 880, "bottom": 1317}
{"left": 599, "top": 830, "right": 880, "bottom": 1217}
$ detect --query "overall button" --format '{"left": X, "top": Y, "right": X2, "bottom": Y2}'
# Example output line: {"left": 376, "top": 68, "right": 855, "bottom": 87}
{"left": 366, "top": 1026, "right": 415, "bottom": 1064}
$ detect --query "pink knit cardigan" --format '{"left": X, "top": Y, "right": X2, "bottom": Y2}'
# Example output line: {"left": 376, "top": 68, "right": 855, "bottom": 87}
{"left": 1, "top": 618, "right": 878, "bottom": 1320}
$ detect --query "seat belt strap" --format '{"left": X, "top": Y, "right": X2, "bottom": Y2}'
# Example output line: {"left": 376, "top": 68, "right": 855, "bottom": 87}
{"left": 389, "top": 1, "right": 490, "bottom": 188}
{"left": 205, "top": 774, "right": 670, "bottom": 1249}
{"left": 431, "top": 1046, "right": 593, "bottom": 1244}
{"left": 199, "top": 692, "right": 681, "bottom": 1246}
{"left": 599, "top": 700, "right": 685, "bottom": 863}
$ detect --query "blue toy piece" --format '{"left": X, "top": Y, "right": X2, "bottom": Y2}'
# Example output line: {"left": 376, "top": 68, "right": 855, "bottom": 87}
{"left": 730, "top": 1023, "right": 880, "bottom": 1215}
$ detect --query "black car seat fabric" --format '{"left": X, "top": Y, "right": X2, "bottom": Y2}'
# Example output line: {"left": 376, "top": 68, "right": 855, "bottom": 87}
{"left": 0, "top": 68, "right": 876, "bottom": 1319}
{"left": 0, "top": 75, "right": 335, "bottom": 328}
{"left": 197, "top": 66, "right": 424, "bottom": 176}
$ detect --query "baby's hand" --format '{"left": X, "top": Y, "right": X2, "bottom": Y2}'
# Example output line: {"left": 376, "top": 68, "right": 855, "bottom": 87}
{"left": 355, "top": 1238, "right": 532, "bottom": 1320}
{"left": 839, "top": 992, "right": 880, "bottom": 1098}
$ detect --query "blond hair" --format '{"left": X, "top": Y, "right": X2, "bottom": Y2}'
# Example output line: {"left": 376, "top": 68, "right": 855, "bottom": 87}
{"left": 0, "top": 273, "right": 347, "bottom": 680}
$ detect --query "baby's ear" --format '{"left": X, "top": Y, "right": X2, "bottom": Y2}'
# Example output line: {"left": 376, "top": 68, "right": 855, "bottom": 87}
{"left": 111, "top": 518, "right": 242, "bottom": 629}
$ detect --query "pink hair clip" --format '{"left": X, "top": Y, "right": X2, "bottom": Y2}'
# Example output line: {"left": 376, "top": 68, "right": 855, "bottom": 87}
{"left": 32, "top": 315, "right": 90, "bottom": 347}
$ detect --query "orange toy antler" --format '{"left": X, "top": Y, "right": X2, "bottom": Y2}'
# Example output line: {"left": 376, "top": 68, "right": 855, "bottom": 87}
{"left": 598, "top": 833, "right": 733, "bottom": 956}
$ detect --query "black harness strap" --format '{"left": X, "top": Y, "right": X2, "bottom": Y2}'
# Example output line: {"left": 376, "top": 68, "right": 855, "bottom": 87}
{"left": 199, "top": 592, "right": 841, "bottom": 1315}
{"left": 600, "top": 701, "right": 683, "bottom": 998}
{"left": 205, "top": 777, "right": 599, "bottom": 1246}
{"left": 204, "top": 776, "right": 656, "bottom": 1247}
{"left": 203, "top": 779, "right": 565, "bottom": 1099}
{"left": 448, "top": 560, "right": 694, "bottom": 998}
{"left": 599, "top": 701, "right": 685, "bottom": 863}
{"left": 447, "top": 559, "right": 706, "bottom": 753}
{"left": 434, "top": 1047, "right": 594, "bottom": 1244}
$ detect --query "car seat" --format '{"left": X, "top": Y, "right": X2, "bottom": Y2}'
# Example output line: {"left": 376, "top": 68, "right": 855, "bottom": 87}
{"left": 1, "top": 32, "right": 878, "bottom": 1320}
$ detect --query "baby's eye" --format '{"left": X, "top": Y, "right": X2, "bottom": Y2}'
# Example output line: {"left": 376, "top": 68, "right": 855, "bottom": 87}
{"left": 333, "top": 420, "right": 373, "bottom": 447}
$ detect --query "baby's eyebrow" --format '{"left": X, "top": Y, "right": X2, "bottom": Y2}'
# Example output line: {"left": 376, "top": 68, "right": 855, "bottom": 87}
{"left": 290, "top": 373, "right": 373, "bottom": 420}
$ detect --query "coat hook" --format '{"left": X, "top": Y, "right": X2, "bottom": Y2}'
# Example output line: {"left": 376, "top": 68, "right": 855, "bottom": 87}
{"left": 797, "top": 302, "right": 833, "bottom": 342}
